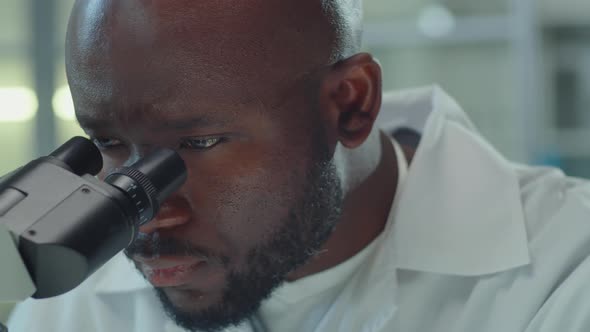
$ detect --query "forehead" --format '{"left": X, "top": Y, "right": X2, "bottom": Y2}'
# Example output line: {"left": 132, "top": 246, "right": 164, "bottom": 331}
{"left": 66, "top": 0, "right": 331, "bottom": 121}
{"left": 69, "top": 55, "right": 316, "bottom": 134}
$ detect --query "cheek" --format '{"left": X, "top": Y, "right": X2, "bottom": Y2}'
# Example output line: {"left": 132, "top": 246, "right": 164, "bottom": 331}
{"left": 181, "top": 148, "right": 309, "bottom": 257}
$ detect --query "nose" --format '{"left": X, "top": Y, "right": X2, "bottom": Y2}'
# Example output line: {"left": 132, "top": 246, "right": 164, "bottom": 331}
{"left": 139, "top": 196, "right": 192, "bottom": 234}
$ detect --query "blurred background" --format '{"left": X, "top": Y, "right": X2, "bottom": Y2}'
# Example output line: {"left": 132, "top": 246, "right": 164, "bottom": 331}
{"left": 1, "top": 0, "right": 590, "bottom": 322}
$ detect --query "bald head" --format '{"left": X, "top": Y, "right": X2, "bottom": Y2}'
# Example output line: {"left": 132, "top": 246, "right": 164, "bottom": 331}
{"left": 322, "top": 0, "right": 364, "bottom": 60}
{"left": 66, "top": 0, "right": 362, "bottom": 103}
{"left": 65, "top": 2, "right": 384, "bottom": 331}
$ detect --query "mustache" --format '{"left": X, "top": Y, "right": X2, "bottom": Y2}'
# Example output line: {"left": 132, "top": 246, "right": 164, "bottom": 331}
{"left": 125, "top": 232, "right": 229, "bottom": 266}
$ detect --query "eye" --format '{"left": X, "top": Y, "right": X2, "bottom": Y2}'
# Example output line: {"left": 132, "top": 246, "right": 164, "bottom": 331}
{"left": 179, "top": 137, "right": 225, "bottom": 150}
{"left": 91, "top": 137, "right": 123, "bottom": 149}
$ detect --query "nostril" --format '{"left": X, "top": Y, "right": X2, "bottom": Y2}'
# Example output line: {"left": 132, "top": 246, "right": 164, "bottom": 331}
{"left": 157, "top": 197, "right": 192, "bottom": 217}
{"left": 138, "top": 196, "right": 192, "bottom": 233}
{"left": 139, "top": 215, "right": 190, "bottom": 234}
{"left": 138, "top": 222, "right": 159, "bottom": 234}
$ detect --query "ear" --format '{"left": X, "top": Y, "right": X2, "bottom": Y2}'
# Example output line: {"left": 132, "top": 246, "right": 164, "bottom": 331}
{"left": 319, "top": 53, "right": 382, "bottom": 149}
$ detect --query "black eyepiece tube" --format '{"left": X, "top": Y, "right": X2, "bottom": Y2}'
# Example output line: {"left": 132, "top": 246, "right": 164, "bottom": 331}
{"left": 105, "top": 148, "right": 187, "bottom": 226}
{"left": 131, "top": 148, "right": 187, "bottom": 206}
{"left": 49, "top": 136, "right": 103, "bottom": 176}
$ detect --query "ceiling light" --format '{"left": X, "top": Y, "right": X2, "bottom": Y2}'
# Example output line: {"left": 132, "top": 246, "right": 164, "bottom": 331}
{"left": 0, "top": 87, "right": 38, "bottom": 123}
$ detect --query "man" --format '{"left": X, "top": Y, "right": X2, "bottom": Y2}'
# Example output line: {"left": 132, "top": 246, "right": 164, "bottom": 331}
{"left": 7, "top": 0, "right": 590, "bottom": 331}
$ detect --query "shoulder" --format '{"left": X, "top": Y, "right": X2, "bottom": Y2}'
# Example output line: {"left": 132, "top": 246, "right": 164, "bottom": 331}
{"left": 511, "top": 164, "right": 590, "bottom": 328}
{"left": 524, "top": 253, "right": 590, "bottom": 331}
{"left": 515, "top": 163, "right": 590, "bottom": 251}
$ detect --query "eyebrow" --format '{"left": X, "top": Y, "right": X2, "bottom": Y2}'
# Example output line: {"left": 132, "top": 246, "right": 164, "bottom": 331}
{"left": 159, "top": 116, "right": 228, "bottom": 131}
{"left": 77, "top": 114, "right": 228, "bottom": 131}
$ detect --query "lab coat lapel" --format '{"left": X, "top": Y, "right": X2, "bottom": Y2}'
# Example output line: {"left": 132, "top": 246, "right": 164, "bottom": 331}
{"left": 384, "top": 86, "right": 531, "bottom": 275}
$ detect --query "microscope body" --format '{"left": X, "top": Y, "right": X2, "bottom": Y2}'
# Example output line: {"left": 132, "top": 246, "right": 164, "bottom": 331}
{"left": 0, "top": 137, "right": 186, "bottom": 302}
{"left": 0, "top": 159, "right": 134, "bottom": 301}
{"left": 0, "top": 223, "right": 35, "bottom": 302}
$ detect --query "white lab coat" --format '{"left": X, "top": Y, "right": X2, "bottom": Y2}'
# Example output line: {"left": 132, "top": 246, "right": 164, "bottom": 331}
{"left": 8, "top": 86, "right": 590, "bottom": 332}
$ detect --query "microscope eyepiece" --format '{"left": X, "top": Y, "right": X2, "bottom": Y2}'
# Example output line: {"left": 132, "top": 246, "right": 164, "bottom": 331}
{"left": 0, "top": 137, "right": 187, "bottom": 299}
{"left": 49, "top": 136, "right": 103, "bottom": 176}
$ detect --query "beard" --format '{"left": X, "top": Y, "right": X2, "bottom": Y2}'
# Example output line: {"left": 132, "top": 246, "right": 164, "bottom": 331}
{"left": 125, "top": 130, "right": 343, "bottom": 332}
{"left": 159, "top": 158, "right": 341, "bottom": 331}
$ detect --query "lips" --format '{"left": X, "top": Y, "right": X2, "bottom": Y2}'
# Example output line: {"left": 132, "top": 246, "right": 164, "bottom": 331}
{"left": 134, "top": 256, "right": 207, "bottom": 287}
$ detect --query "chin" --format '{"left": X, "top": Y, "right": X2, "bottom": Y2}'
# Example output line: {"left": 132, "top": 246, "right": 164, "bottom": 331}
{"left": 160, "top": 286, "right": 224, "bottom": 313}
{"left": 154, "top": 285, "right": 252, "bottom": 332}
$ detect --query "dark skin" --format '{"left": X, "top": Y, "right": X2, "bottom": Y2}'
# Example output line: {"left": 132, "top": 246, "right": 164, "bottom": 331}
{"left": 67, "top": 0, "right": 408, "bottom": 323}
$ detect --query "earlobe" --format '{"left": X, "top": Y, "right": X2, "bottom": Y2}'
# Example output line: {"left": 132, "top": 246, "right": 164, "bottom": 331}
{"left": 320, "top": 53, "right": 382, "bottom": 149}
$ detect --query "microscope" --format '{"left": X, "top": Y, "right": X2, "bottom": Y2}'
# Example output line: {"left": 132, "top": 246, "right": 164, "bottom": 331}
{"left": 0, "top": 137, "right": 187, "bottom": 330}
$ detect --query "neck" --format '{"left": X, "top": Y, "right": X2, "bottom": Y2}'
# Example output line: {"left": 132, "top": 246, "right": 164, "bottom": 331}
{"left": 287, "top": 129, "right": 400, "bottom": 281}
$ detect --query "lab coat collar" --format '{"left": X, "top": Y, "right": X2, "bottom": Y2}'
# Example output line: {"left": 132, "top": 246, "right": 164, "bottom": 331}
{"left": 322, "top": 86, "right": 534, "bottom": 331}
{"left": 380, "top": 85, "right": 531, "bottom": 276}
